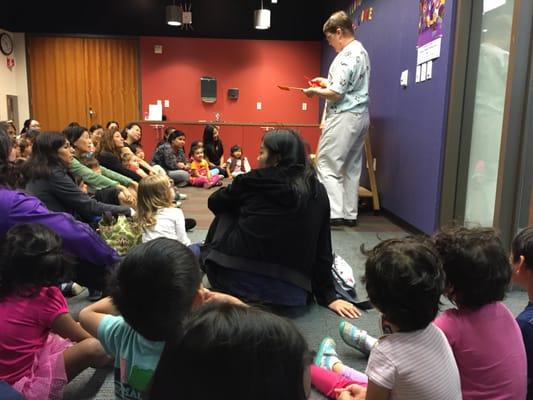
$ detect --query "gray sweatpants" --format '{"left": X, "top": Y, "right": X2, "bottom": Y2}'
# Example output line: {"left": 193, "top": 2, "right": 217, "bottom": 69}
{"left": 316, "top": 111, "right": 370, "bottom": 220}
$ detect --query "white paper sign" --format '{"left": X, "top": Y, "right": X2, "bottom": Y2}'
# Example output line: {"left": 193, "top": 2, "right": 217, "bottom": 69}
{"left": 417, "top": 37, "right": 442, "bottom": 65}
{"left": 415, "top": 65, "right": 421, "bottom": 83}
{"left": 420, "top": 63, "right": 427, "bottom": 82}
{"left": 400, "top": 69, "right": 409, "bottom": 87}
{"left": 147, "top": 104, "right": 162, "bottom": 121}
{"left": 426, "top": 60, "right": 433, "bottom": 80}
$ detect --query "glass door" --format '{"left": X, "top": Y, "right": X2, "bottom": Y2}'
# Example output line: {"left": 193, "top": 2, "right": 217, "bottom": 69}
{"left": 462, "top": 0, "right": 514, "bottom": 227}
{"left": 441, "top": 0, "right": 533, "bottom": 245}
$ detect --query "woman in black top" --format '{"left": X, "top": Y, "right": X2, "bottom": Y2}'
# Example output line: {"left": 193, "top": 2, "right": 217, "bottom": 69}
{"left": 24, "top": 132, "right": 132, "bottom": 223}
{"left": 97, "top": 129, "right": 141, "bottom": 182}
{"left": 202, "top": 129, "right": 360, "bottom": 318}
{"left": 203, "top": 125, "right": 227, "bottom": 177}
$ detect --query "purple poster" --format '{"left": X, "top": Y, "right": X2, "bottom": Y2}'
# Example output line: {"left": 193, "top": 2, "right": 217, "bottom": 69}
{"left": 418, "top": 0, "right": 445, "bottom": 47}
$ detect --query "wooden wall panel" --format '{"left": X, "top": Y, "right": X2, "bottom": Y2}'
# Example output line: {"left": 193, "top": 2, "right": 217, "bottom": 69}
{"left": 28, "top": 37, "right": 88, "bottom": 131}
{"left": 84, "top": 38, "right": 139, "bottom": 128}
{"left": 27, "top": 36, "right": 139, "bottom": 132}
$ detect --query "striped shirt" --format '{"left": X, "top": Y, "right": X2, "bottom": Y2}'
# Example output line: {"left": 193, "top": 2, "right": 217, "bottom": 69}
{"left": 366, "top": 323, "right": 462, "bottom": 400}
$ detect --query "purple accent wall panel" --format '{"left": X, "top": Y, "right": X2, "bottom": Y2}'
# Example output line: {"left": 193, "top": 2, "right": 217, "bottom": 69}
{"left": 320, "top": 0, "right": 456, "bottom": 234}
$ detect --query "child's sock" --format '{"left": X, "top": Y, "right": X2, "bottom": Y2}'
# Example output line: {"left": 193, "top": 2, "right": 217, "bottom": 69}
{"left": 338, "top": 365, "right": 368, "bottom": 386}
{"left": 310, "top": 365, "right": 366, "bottom": 398}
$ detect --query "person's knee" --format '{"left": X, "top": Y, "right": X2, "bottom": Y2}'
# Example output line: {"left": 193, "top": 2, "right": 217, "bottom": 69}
{"left": 80, "top": 338, "right": 110, "bottom": 367}
{"left": 179, "top": 170, "right": 191, "bottom": 180}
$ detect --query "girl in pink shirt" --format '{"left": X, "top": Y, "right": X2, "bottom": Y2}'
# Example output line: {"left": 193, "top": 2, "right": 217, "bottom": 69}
{"left": 433, "top": 226, "right": 527, "bottom": 400}
{"left": 0, "top": 224, "right": 110, "bottom": 399}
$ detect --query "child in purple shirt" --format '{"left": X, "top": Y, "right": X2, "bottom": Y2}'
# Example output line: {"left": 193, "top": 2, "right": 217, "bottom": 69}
{"left": 433, "top": 226, "right": 527, "bottom": 400}
{"left": 511, "top": 227, "right": 533, "bottom": 400}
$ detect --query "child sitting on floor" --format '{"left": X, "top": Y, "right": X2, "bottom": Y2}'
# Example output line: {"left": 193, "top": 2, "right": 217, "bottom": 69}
{"left": 121, "top": 149, "right": 148, "bottom": 179}
{"left": 137, "top": 174, "right": 191, "bottom": 247}
{"left": 79, "top": 238, "right": 243, "bottom": 400}
{"left": 189, "top": 145, "right": 222, "bottom": 188}
{"left": 313, "top": 237, "right": 461, "bottom": 400}
{"left": 433, "top": 226, "right": 526, "bottom": 399}
{"left": 511, "top": 227, "right": 533, "bottom": 400}
{"left": 0, "top": 224, "right": 109, "bottom": 400}
{"left": 226, "top": 144, "right": 251, "bottom": 178}
{"left": 150, "top": 302, "right": 312, "bottom": 400}
{"left": 133, "top": 143, "right": 145, "bottom": 160}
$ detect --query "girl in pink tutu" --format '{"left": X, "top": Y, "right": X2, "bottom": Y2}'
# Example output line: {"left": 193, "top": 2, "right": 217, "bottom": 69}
{"left": 0, "top": 224, "right": 110, "bottom": 400}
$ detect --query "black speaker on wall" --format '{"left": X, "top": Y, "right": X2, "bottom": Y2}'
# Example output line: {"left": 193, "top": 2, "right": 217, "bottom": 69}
{"left": 228, "top": 88, "right": 239, "bottom": 100}
{"left": 200, "top": 77, "right": 217, "bottom": 103}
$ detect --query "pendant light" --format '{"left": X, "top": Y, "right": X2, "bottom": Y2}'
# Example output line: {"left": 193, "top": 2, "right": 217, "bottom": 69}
{"left": 254, "top": 0, "right": 271, "bottom": 30}
{"left": 166, "top": 2, "right": 182, "bottom": 26}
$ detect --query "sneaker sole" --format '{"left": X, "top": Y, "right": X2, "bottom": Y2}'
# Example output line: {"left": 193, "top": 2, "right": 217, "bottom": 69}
{"left": 314, "top": 337, "right": 335, "bottom": 366}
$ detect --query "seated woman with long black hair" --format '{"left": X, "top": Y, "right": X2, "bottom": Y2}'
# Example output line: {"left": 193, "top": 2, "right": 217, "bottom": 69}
{"left": 203, "top": 124, "right": 227, "bottom": 177}
{"left": 24, "top": 132, "right": 133, "bottom": 223}
{"left": 202, "top": 129, "right": 360, "bottom": 318}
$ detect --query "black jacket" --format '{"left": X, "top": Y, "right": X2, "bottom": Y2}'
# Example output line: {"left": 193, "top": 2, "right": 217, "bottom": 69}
{"left": 205, "top": 166, "right": 336, "bottom": 306}
{"left": 25, "top": 167, "right": 131, "bottom": 221}
{"left": 97, "top": 151, "right": 141, "bottom": 182}
{"left": 204, "top": 142, "right": 223, "bottom": 166}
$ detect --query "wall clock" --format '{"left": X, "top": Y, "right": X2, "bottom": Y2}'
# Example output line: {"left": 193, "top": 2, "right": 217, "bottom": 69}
{"left": 0, "top": 33, "right": 14, "bottom": 56}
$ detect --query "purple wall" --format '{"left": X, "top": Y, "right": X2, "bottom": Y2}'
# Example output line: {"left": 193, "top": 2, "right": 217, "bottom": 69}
{"left": 321, "top": 0, "right": 456, "bottom": 234}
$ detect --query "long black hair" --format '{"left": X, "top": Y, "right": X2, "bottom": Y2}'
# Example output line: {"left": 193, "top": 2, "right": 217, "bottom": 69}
{"left": 0, "top": 224, "right": 72, "bottom": 299}
{"left": 23, "top": 132, "right": 68, "bottom": 181}
{"left": 20, "top": 118, "right": 37, "bottom": 135}
{"left": 150, "top": 302, "right": 312, "bottom": 400}
{"left": 203, "top": 124, "right": 224, "bottom": 163}
{"left": 262, "top": 129, "right": 318, "bottom": 209}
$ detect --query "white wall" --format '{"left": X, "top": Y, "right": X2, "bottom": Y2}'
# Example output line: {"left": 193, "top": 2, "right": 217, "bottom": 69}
{"left": 0, "top": 29, "right": 29, "bottom": 132}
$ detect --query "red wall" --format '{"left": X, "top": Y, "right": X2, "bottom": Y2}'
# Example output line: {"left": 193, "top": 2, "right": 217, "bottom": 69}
{"left": 139, "top": 37, "right": 322, "bottom": 162}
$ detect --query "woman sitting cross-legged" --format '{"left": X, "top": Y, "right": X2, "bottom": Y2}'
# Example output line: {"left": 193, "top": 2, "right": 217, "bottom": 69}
{"left": 64, "top": 125, "right": 137, "bottom": 208}
{"left": 97, "top": 129, "right": 142, "bottom": 182}
{"left": 201, "top": 129, "right": 359, "bottom": 318}
{"left": 24, "top": 132, "right": 133, "bottom": 223}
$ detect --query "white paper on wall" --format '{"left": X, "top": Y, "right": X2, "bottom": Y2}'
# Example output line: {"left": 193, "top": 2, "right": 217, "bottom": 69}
{"left": 148, "top": 104, "right": 162, "bottom": 121}
{"left": 420, "top": 63, "right": 427, "bottom": 82}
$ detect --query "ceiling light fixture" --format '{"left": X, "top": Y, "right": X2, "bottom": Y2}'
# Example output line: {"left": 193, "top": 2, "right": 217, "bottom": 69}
{"left": 254, "top": 0, "right": 271, "bottom": 30}
{"left": 166, "top": 2, "right": 182, "bottom": 26}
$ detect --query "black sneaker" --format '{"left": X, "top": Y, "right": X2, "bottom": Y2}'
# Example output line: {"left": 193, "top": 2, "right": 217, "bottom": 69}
{"left": 343, "top": 219, "right": 358, "bottom": 227}
{"left": 185, "top": 218, "right": 197, "bottom": 231}
{"left": 330, "top": 218, "right": 344, "bottom": 227}
{"left": 60, "top": 282, "right": 87, "bottom": 297}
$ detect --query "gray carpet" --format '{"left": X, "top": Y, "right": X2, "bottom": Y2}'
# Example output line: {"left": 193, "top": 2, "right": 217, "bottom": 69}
{"left": 64, "top": 228, "right": 529, "bottom": 399}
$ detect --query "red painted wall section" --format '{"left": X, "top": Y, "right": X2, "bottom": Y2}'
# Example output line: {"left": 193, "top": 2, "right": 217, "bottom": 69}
{"left": 138, "top": 123, "right": 321, "bottom": 169}
{"left": 139, "top": 37, "right": 322, "bottom": 162}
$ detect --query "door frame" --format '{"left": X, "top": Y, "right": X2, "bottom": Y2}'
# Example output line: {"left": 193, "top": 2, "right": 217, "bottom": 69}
{"left": 440, "top": 0, "right": 533, "bottom": 246}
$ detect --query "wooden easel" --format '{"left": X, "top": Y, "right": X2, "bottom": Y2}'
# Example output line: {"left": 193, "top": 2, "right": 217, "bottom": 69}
{"left": 312, "top": 133, "right": 380, "bottom": 212}
{"left": 359, "top": 133, "right": 380, "bottom": 212}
